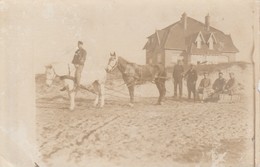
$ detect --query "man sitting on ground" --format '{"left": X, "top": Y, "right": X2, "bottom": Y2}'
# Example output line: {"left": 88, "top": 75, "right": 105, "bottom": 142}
{"left": 197, "top": 72, "right": 211, "bottom": 102}
{"left": 223, "top": 72, "right": 237, "bottom": 95}
{"left": 211, "top": 72, "right": 226, "bottom": 100}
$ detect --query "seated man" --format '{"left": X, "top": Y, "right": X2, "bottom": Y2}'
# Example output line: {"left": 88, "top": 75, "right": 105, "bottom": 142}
{"left": 223, "top": 72, "right": 237, "bottom": 95}
{"left": 197, "top": 72, "right": 211, "bottom": 101}
{"left": 210, "top": 72, "right": 226, "bottom": 100}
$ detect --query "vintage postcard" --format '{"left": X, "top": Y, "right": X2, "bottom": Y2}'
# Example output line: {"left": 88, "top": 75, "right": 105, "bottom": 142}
{"left": 0, "top": 0, "right": 259, "bottom": 167}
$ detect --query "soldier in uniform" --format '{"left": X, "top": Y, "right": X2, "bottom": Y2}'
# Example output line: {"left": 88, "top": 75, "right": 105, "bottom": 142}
{"left": 60, "top": 41, "right": 87, "bottom": 91}
{"left": 172, "top": 60, "right": 184, "bottom": 98}
{"left": 197, "top": 72, "right": 211, "bottom": 101}
{"left": 154, "top": 64, "right": 167, "bottom": 105}
{"left": 223, "top": 72, "right": 237, "bottom": 95}
{"left": 210, "top": 71, "right": 226, "bottom": 100}
{"left": 212, "top": 72, "right": 226, "bottom": 93}
{"left": 185, "top": 64, "right": 198, "bottom": 101}
{"left": 72, "top": 41, "right": 87, "bottom": 89}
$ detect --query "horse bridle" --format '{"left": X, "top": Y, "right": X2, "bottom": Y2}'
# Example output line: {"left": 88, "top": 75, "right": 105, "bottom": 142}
{"left": 107, "top": 57, "right": 119, "bottom": 72}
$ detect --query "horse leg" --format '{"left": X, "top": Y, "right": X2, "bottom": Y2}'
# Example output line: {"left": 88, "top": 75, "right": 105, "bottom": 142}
{"left": 99, "top": 83, "right": 105, "bottom": 108}
{"left": 93, "top": 82, "right": 99, "bottom": 107}
{"left": 128, "top": 85, "right": 135, "bottom": 107}
{"left": 161, "top": 82, "right": 166, "bottom": 104}
{"left": 69, "top": 91, "right": 76, "bottom": 111}
{"left": 155, "top": 82, "right": 162, "bottom": 105}
{"left": 66, "top": 79, "right": 76, "bottom": 111}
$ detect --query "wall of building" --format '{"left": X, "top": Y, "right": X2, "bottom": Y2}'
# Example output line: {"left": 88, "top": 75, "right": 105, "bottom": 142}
{"left": 164, "top": 50, "right": 183, "bottom": 67}
{"left": 146, "top": 50, "right": 153, "bottom": 64}
{"left": 190, "top": 54, "right": 229, "bottom": 64}
{"left": 147, "top": 50, "right": 237, "bottom": 66}
{"left": 146, "top": 47, "right": 165, "bottom": 65}
{"left": 222, "top": 53, "right": 236, "bottom": 62}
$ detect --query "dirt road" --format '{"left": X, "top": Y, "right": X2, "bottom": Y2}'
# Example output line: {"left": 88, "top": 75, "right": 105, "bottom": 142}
{"left": 36, "top": 93, "right": 254, "bottom": 167}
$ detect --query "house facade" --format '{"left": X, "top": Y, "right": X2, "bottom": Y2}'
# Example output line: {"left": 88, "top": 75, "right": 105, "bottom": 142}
{"left": 143, "top": 13, "right": 239, "bottom": 67}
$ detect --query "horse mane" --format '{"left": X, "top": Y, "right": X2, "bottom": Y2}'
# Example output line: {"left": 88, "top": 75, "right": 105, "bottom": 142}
{"left": 118, "top": 56, "right": 130, "bottom": 64}
{"left": 118, "top": 56, "right": 142, "bottom": 68}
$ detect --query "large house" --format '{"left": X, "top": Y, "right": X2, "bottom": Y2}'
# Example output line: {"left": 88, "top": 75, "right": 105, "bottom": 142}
{"left": 143, "top": 13, "right": 239, "bottom": 67}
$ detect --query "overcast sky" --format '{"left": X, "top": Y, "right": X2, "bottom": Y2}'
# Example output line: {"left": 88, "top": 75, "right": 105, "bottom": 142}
{"left": 0, "top": 0, "right": 256, "bottom": 74}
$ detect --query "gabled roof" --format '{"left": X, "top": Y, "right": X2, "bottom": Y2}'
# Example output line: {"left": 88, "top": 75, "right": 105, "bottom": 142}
{"left": 195, "top": 31, "right": 206, "bottom": 43}
{"left": 207, "top": 33, "right": 217, "bottom": 44}
{"left": 143, "top": 15, "right": 239, "bottom": 54}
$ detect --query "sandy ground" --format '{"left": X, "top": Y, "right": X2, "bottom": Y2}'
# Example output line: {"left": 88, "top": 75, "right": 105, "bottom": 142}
{"left": 36, "top": 64, "right": 255, "bottom": 167}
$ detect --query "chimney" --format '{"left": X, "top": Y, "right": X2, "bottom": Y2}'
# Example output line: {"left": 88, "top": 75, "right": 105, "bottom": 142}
{"left": 181, "top": 12, "right": 187, "bottom": 30}
{"left": 205, "top": 13, "right": 210, "bottom": 31}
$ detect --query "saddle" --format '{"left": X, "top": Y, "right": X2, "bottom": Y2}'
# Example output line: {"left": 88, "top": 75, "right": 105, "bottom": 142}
{"left": 59, "top": 75, "right": 75, "bottom": 81}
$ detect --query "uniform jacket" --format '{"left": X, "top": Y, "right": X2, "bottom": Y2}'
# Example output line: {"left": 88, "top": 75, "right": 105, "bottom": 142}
{"left": 72, "top": 48, "right": 87, "bottom": 65}
{"left": 185, "top": 69, "right": 198, "bottom": 83}
{"left": 212, "top": 78, "right": 226, "bottom": 91}
{"left": 199, "top": 78, "right": 211, "bottom": 88}
{"left": 224, "top": 78, "right": 236, "bottom": 90}
{"left": 172, "top": 64, "right": 184, "bottom": 80}
{"left": 155, "top": 64, "right": 167, "bottom": 83}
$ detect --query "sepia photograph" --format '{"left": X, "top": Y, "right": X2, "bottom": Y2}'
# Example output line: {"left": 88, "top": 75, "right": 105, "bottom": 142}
{"left": 0, "top": 0, "right": 259, "bottom": 167}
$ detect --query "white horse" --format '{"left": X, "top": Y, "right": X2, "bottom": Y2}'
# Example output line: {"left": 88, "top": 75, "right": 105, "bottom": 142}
{"left": 45, "top": 62, "right": 107, "bottom": 110}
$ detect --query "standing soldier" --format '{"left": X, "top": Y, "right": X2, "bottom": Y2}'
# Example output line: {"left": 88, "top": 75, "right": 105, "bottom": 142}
{"left": 197, "top": 72, "right": 211, "bottom": 102}
{"left": 72, "top": 41, "right": 87, "bottom": 89}
{"left": 172, "top": 60, "right": 184, "bottom": 99}
{"left": 185, "top": 64, "right": 198, "bottom": 101}
{"left": 60, "top": 41, "right": 87, "bottom": 91}
{"left": 154, "top": 63, "right": 167, "bottom": 105}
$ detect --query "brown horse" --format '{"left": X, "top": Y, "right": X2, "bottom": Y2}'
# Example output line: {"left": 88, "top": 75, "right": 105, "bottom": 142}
{"left": 106, "top": 52, "right": 167, "bottom": 107}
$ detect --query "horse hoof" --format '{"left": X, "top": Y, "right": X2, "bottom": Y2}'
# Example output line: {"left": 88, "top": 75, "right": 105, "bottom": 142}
{"left": 128, "top": 103, "right": 134, "bottom": 107}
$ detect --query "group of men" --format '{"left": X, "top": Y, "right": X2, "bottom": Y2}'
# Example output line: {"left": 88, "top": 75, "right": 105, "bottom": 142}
{"left": 172, "top": 60, "right": 237, "bottom": 102}
{"left": 61, "top": 41, "right": 237, "bottom": 103}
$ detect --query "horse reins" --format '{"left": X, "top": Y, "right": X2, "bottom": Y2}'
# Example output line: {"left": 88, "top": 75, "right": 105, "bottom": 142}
{"left": 108, "top": 58, "right": 119, "bottom": 72}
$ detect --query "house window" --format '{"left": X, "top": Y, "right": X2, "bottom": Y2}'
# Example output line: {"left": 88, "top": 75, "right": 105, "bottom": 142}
{"left": 207, "top": 33, "right": 216, "bottom": 50}
{"left": 195, "top": 32, "right": 204, "bottom": 49}
{"left": 196, "top": 41, "right": 201, "bottom": 49}
{"left": 208, "top": 38, "right": 214, "bottom": 50}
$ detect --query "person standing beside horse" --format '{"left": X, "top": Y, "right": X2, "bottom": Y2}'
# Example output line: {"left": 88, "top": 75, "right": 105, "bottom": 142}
{"left": 154, "top": 64, "right": 167, "bottom": 105}
{"left": 185, "top": 64, "right": 198, "bottom": 101}
{"left": 172, "top": 60, "right": 184, "bottom": 99}
{"left": 72, "top": 41, "right": 87, "bottom": 89}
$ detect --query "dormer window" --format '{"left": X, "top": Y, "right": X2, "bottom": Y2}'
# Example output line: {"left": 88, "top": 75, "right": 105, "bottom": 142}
{"left": 208, "top": 38, "right": 213, "bottom": 50}
{"left": 196, "top": 39, "right": 202, "bottom": 49}
{"left": 207, "top": 33, "right": 217, "bottom": 50}
{"left": 195, "top": 32, "right": 205, "bottom": 49}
